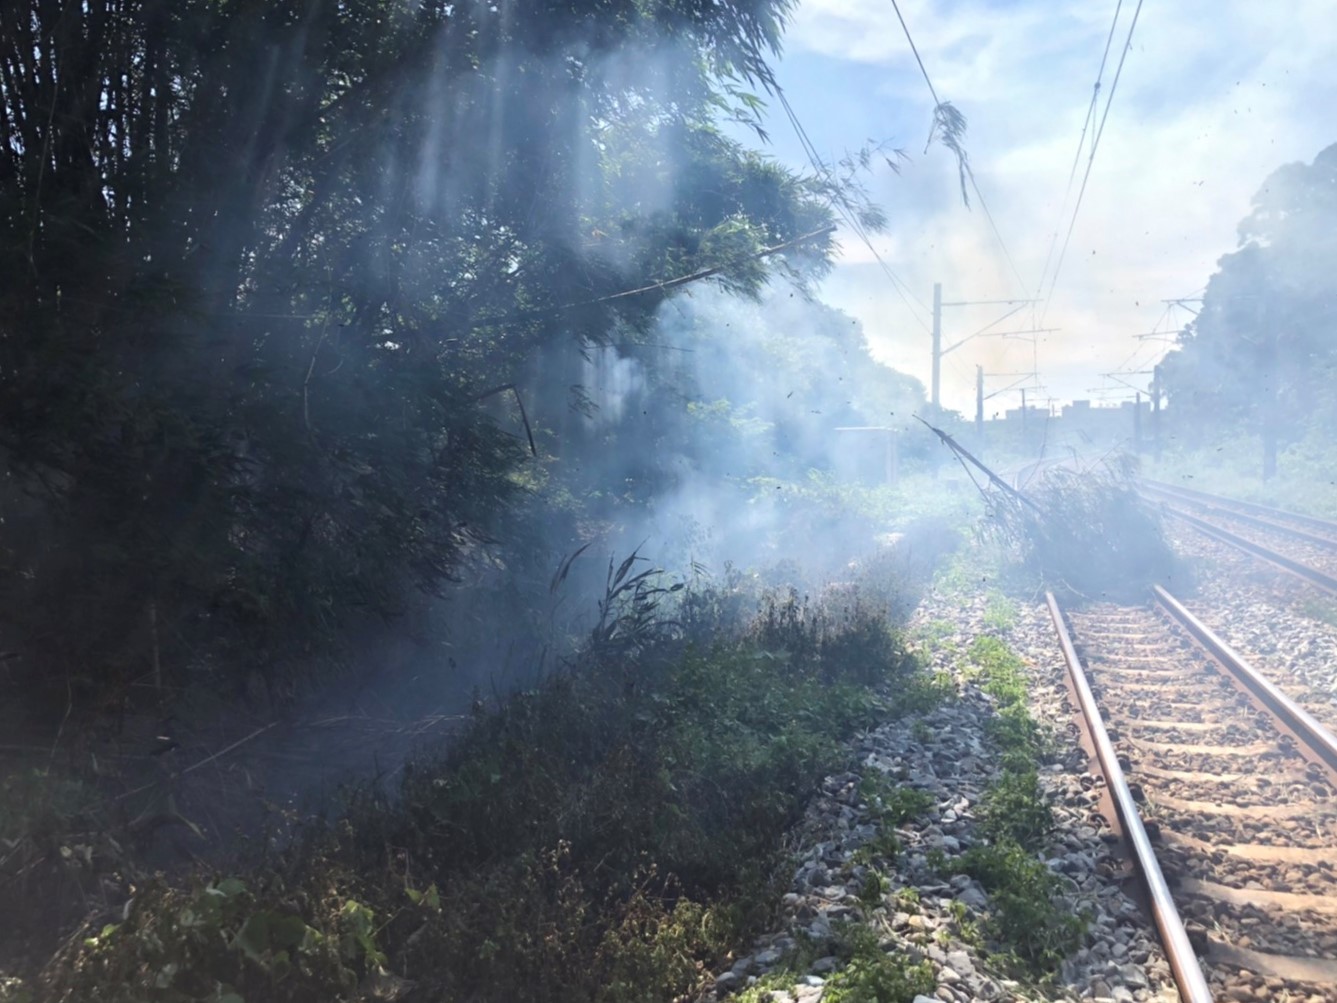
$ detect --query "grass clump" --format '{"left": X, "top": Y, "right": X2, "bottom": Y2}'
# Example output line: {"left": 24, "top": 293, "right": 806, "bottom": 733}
{"left": 1298, "top": 595, "right": 1337, "bottom": 629}
{"left": 858, "top": 775, "right": 934, "bottom": 827}
{"left": 951, "top": 635, "right": 1081, "bottom": 974}
{"left": 978, "top": 768, "right": 1053, "bottom": 848}
{"left": 852, "top": 775, "right": 935, "bottom": 867}
{"left": 967, "top": 636, "right": 1053, "bottom": 771}
{"left": 823, "top": 923, "right": 935, "bottom": 1003}
{"left": 982, "top": 591, "right": 1017, "bottom": 633}
{"left": 950, "top": 841, "right": 1086, "bottom": 974}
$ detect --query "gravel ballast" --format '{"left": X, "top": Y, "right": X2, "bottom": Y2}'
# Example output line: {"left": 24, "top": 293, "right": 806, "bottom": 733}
{"left": 703, "top": 575, "right": 1178, "bottom": 1003}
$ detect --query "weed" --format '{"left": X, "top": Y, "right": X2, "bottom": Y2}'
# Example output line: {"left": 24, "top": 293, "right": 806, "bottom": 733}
{"left": 824, "top": 923, "right": 935, "bottom": 1003}
{"left": 914, "top": 619, "right": 956, "bottom": 645}
{"left": 857, "top": 868, "right": 890, "bottom": 909}
{"left": 852, "top": 778, "right": 931, "bottom": 869}
{"left": 982, "top": 591, "right": 1018, "bottom": 633}
{"left": 858, "top": 776, "right": 934, "bottom": 826}
{"left": 951, "top": 841, "right": 1087, "bottom": 973}
{"left": 978, "top": 768, "right": 1053, "bottom": 847}
{"left": 735, "top": 972, "right": 799, "bottom": 1002}
{"left": 945, "top": 899, "right": 982, "bottom": 948}
{"left": 852, "top": 831, "right": 902, "bottom": 867}
{"left": 896, "top": 670, "right": 956, "bottom": 715}
{"left": 964, "top": 636, "right": 1052, "bottom": 773}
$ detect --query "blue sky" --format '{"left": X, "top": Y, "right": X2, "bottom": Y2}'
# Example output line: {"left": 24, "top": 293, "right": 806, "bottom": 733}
{"left": 750, "top": 0, "right": 1337, "bottom": 414}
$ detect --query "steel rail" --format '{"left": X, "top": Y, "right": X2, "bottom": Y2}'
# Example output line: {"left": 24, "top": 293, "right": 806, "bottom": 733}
{"left": 1044, "top": 592, "right": 1214, "bottom": 1003}
{"left": 1141, "top": 483, "right": 1337, "bottom": 551}
{"left": 1154, "top": 586, "right": 1337, "bottom": 773}
{"left": 1161, "top": 506, "right": 1337, "bottom": 598}
{"left": 1144, "top": 479, "right": 1337, "bottom": 538}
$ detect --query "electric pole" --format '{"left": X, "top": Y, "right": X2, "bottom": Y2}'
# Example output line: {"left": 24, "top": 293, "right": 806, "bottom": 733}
{"left": 931, "top": 283, "right": 942, "bottom": 409}
{"left": 928, "top": 284, "right": 1042, "bottom": 412}
{"left": 975, "top": 365, "right": 984, "bottom": 440}
{"left": 1150, "top": 364, "right": 1162, "bottom": 459}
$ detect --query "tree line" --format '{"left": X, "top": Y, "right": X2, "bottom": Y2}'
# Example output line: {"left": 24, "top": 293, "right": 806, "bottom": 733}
{"left": 1160, "top": 142, "right": 1337, "bottom": 477}
{"left": 1, "top": 0, "right": 927, "bottom": 727}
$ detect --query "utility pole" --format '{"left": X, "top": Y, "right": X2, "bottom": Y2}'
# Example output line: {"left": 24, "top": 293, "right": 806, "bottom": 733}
{"left": 1020, "top": 388, "right": 1028, "bottom": 439}
{"left": 1150, "top": 364, "right": 1162, "bottom": 459}
{"left": 1133, "top": 391, "right": 1143, "bottom": 453}
{"left": 975, "top": 365, "right": 984, "bottom": 440}
{"left": 931, "top": 283, "right": 942, "bottom": 409}
{"left": 929, "top": 284, "right": 1042, "bottom": 412}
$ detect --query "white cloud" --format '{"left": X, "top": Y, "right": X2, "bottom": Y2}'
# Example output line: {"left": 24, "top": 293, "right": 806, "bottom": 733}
{"left": 770, "top": 0, "right": 1337, "bottom": 412}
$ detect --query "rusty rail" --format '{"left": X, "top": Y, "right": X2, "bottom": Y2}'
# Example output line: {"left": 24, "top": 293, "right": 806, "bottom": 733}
{"left": 1144, "top": 479, "right": 1337, "bottom": 539}
{"left": 1045, "top": 592, "right": 1214, "bottom": 1003}
{"left": 1160, "top": 506, "right": 1337, "bottom": 598}
{"left": 1154, "top": 585, "right": 1337, "bottom": 774}
{"left": 1142, "top": 482, "right": 1337, "bottom": 552}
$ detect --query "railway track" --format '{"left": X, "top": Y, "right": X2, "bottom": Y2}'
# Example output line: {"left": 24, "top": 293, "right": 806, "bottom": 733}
{"left": 1142, "top": 481, "right": 1337, "bottom": 548}
{"left": 1140, "top": 480, "right": 1337, "bottom": 597}
{"left": 1048, "top": 589, "right": 1337, "bottom": 1003}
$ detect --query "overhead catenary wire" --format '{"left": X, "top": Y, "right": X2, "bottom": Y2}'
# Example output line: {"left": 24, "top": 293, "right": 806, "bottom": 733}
{"left": 774, "top": 85, "right": 933, "bottom": 330}
{"left": 887, "top": 0, "right": 1027, "bottom": 295}
{"left": 1040, "top": 0, "right": 1147, "bottom": 324}
{"left": 887, "top": 0, "right": 940, "bottom": 105}
{"left": 1032, "top": 0, "right": 1124, "bottom": 306}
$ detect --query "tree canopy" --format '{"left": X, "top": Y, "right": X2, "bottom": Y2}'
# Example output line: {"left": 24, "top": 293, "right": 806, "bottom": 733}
{"left": 0, "top": 0, "right": 877, "bottom": 718}
{"left": 1160, "top": 142, "right": 1337, "bottom": 462}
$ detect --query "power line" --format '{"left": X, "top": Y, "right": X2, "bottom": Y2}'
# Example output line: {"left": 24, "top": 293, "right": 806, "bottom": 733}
{"left": 888, "top": 0, "right": 941, "bottom": 105}
{"left": 966, "top": 173, "right": 1029, "bottom": 294}
{"left": 1040, "top": 0, "right": 1146, "bottom": 323}
{"left": 774, "top": 86, "right": 933, "bottom": 330}
{"left": 1033, "top": 0, "right": 1124, "bottom": 303}
{"left": 888, "top": 0, "right": 1027, "bottom": 294}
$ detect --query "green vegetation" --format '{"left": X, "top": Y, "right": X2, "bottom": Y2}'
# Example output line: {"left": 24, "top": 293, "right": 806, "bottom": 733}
{"left": 852, "top": 776, "right": 935, "bottom": 868}
{"left": 32, "top": 584, "right": 938, "bottom": 1003}
{"left": 859, "top": 775, "right": 935, "bottom": 829}
{"left": 1159, "top": 143, "right": 1337, "bottom": 482}
{"left": 0, "top": 0, "right": 923, "bottom": 736}
{"left": 950, "top": 634, "right": 1082, "bottom": 975}
{"left": 982, "top": 591, "right": 1018, "bottom": 634}
{"left": 0, "top": 0, "right": 978, "bottom": 991}
{"left": 822, "top": 924, "right": 936, "bottom": 1003}
{"left": 1298, "top": 595, "right": 1337, "bottom": 629}
{"left": 966, "top": 636, "right": 1052, "bottom": 773}
{"left": 950, "top": 843, "right": 1086, "bottom": 972}
{"left": 1146, "top": 444, "right": 1337, "bottom": 519}
{"left": 982, "top": 458, "right": 1180, "bottom": 601}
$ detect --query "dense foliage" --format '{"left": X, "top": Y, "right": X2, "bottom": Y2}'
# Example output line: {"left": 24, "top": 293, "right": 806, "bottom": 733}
{"left": 0, "top": 0, "right": 883, "bottom": 721}
{"left": 1160, "top": 142, "right": 1337, "bottom": 474}
{"left": 32, "top": 562, "right": 949, "bottom": 1003}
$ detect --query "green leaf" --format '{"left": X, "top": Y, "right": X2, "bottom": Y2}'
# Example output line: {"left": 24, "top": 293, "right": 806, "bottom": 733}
{"left": 233, "top": 912, "right": 271, "bottom": 961}
{"left": 269, "top": 914, "right": 310, "bottom": 949}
